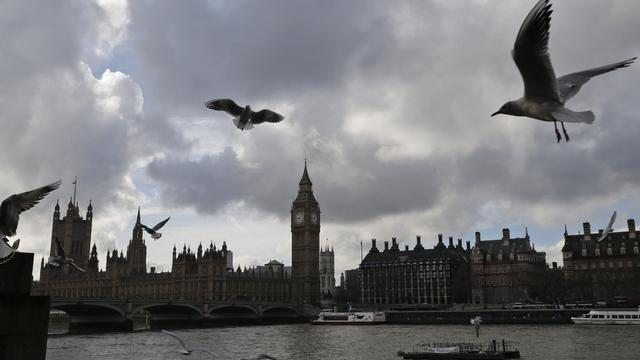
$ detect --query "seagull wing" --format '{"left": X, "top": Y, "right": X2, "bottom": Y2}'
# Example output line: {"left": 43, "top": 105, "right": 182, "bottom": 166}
{"left": 257, "top": 354, "right": 278, "bottom": 359}
{"left": 140, "top": 224, "right": 155, "bottom": 235}
{"left": 54, "top": 237, "right": 66, "bottom": 258}
{"left": 511, "top": 0, "right": 561, "bottom": 103}
{"left": 557, "top": 57, "right": 637, "bottom": 102}
{"left": 205, "top": 99, "right": 244, "bottom": 117}
{"left": 0, "top": 180, "right": 61, "bottom": 236}
{"left": 69, "top": 261, "right": 86, "bottom": 272}
{"left": 162, "top": 330, "right": 191, "bottom": 353}
{"left": 597, "top": 211, "right": 617, "bottom": 242}
{"left": 152, "top": 217, "right": 171, "bottom": 231}
{"left": 251, "top": 109, "right": 284, "bottom": 124}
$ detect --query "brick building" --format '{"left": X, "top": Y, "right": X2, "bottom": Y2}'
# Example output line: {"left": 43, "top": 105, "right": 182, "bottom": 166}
{"left": 562, "top": 218, "right": 640, "bottom": 305}
{"left": 470, "top": 228, "right": 547, "bottom": 305}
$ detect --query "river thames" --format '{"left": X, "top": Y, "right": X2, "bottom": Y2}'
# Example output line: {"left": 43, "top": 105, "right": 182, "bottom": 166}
{"left": 46, "top": 324, "right": 640, "bottom": 360}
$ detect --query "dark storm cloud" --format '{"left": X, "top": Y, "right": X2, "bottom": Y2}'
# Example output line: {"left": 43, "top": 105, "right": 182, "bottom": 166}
{"left": 134, "top": 0, "right": 640, "bottom": 231}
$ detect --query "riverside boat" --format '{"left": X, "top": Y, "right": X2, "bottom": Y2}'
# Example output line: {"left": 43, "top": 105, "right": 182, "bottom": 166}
{"left": 311, "top": 311, "right": 386, "bottom": 325}
{"left": 571, "top": 308, "right": 640, "bottom": 325}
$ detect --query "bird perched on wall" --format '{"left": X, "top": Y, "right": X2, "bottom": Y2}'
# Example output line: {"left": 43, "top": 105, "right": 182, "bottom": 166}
{"left": 48, "top": 237, "right": 85, "bottom": 272}
{"left": 205, "top": 98, "right": 284, "bottom": 131}
{"left": 491, "top": 0, "right": 636, "bottom": 142}
{"left": 162, "top": 330, "right": 216, "bottom": 356}
{"left": 141, "top": 217, "right": 170, "bottom": 240}
{"left": 0, "top": 180, "right": 61, "bottom": 249}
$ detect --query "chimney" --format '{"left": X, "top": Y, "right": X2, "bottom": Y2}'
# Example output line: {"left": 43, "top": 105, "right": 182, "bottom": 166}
{"left": 502, "top": 228, "right": 511, "bottom": 246}
{"left": 415, "top": 235, "right": 424, "bottom": 250}
{"left": 370, "top": 239, "right": 379, "bottom": 253}
{"left": 405, "top": 245, "right": 409, "bottom": 251}
{"left": 448, "top": 236, "right": 454, "bottom": 249}
{"left": 457, "top": 239, "right": 463, "bottom": 248}
{"left": 475, "top": 231, "right": 481, "bottom": 245}
{"left": 384, "top": 241, "right": 389, "bottom": 251}
{"left": 629, "top": 219, "right": 636, "bottom": 232}
{"left": 150, "top": 266, "right": 156, "bottom": 274}
{"left": 552, "top": 262, "right": 557, "bottom": 270}
{"left": 417, "top": 235, "right": 422, "bottom": 246}
{"left": 583, "top": 222, "right": 591, "bottom": 235}
{"left": 466, "top": 241, "right": 471, "bottom": 251}
{"left": 438, "top": 234, "right": 443, "bottom": 244}
{"left": 391, "top": 237, "right": 398, "bottom": 250}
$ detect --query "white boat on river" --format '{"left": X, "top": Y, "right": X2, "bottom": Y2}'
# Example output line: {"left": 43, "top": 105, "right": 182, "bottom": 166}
{"left": 571, "top": 308, "right": 640, "bottom": 325}
{"left": 311, "top": 311, "right": 386, "bottom": 325}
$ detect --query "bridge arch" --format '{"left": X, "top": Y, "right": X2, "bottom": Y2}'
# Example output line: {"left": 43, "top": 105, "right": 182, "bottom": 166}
{"left": 51, "top": 302, "right": 126, "bottom": 319}
{"left": 208, "top": 304, "right": 258, "bottom": 318}
{"left": 132, "top": 303, "right": 203, "bottom": 317}
{"left": 262, "top": 305, "right": 299, "bottom": 317}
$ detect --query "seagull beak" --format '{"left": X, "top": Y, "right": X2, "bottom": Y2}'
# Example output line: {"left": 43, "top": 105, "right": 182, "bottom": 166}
{"left": 490, "top": 110, "right": 500, "bottom": 117}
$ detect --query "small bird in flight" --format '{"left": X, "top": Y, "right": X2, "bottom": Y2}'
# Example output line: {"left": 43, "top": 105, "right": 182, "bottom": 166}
{"left": 205, "top": 98, "right": 284, "bottom": 131}
{"left": 597, "top": 211, "right": 617, "bottom": 242}
{"left": 141, "top": 217, "right": 170, "bottom": 240}
{"left": 1, "top": 180, "right": 61, "bottom": 246}
{"left": 242, "top": 354, "right": 278, "bottom": 360}
{"left": 492, "top": 0, "right": 636, "bottom": 142}
{"left": 48, "top": 237, "right": 85, "bottom": 272}
{"left": 162, "top": 330, "right": 216, "bottom": 356}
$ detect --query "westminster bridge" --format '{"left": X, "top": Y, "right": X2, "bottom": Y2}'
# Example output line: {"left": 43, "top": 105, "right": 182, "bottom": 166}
{"left": 50, "top": 298, "right": 320, "bottom": 332}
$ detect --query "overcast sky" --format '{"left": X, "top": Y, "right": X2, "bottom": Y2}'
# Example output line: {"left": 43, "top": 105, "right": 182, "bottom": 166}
{"left": 2, "top": 0, "right": 639, "bottom": 280}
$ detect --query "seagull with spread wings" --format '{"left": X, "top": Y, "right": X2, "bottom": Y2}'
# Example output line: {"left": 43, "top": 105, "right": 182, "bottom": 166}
{"left": 205, "top": 99, "right": 284, "bottom": 131}
{"left": 597, "top": 211, "right": 617, "bottom": 242}
{"left": 491, "top": 0, "right": 636, "bottom": 142}
{"left": 48, "top": 237, "right": 85, "bottom": 272}
{"left": 162, "top": 330, "right": 216, "bottom": 357}
{"left": 0, "top": 180, "right": 61, "bottom": 261}
{"left": 141, "top": 217, "right": 171, "bottom": 240}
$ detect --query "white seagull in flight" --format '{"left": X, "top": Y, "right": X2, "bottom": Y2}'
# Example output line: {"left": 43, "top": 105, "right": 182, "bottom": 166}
{"left": 48, "top": 237, "right": 86, "bottom": 272}
{"left": 597, "top": 211, "right": 617, "bottom": 242}
{"left": 162, "top": 330, "right": 216, "bottom": 356}
{"left": 491, "top": 0, "right": 636, "bottom": 142}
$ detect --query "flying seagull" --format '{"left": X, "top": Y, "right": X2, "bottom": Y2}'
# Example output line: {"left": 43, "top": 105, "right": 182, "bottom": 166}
{"left": 48, "top": 237, "right": 85, "bottom": 272}
{"left": 162, "top": 330, "right": 216, "bottom": 356}
{"left": 205, "top": 98, "right": 284, "bottom": 131}
{"left": 0, "top": 239, "right": 19, "bottom": 264}
{"left": 597, "top": 211, "right": 617, "bottom": 242}
{"left": 242, "top": 354, "right": 278, "bottom": 360}
{"left": 491, "top": 0, "right": 636, "bottom": 142}
{"left": 470, "top": 316, "right": 482, "bottom": 338}
{"left": 141, "top": 217, "right": 170, "bottom": 240}
{"left": 0, "top": 180, "right": 61, "bottom": 244}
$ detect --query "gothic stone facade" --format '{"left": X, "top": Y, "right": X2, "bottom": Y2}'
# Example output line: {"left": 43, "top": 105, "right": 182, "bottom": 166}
{"left": 360, "top": 235, "right": 471, "bottom": 305}
{"left": 470, "top": 229, "right": 547, "bottom": 305}
{"left": 562, "top": 219, "right": 640, "bottom": 305}
{"left": 34, "top": 165, "right": 321, "bottom": 304}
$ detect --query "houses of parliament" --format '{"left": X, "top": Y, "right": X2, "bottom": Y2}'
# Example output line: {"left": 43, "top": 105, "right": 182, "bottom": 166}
{"left": 34, "top": 164, "right": 322, "bottom": 305}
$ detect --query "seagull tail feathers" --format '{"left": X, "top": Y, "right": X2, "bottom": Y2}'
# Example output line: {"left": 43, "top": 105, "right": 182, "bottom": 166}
{"left": 552, "top": 108, "right": 595, "bottom": 124}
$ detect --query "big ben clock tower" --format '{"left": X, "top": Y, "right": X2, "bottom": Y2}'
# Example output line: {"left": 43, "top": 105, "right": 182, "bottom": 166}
{"left": 291, "top": 161, "right": 320, "bottom": 305}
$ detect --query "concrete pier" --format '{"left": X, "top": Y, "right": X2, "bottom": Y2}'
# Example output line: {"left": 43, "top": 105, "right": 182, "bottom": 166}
{"left": 0, "top": 252, "right": 50, "bottom": 360}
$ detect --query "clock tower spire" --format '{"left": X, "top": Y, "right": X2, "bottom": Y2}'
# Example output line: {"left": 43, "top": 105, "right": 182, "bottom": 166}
{"left": 291, "top": 161, "right": 320, "bottom": 305}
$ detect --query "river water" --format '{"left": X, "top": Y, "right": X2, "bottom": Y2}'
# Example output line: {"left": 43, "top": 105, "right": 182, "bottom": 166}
{"left": 46, "top": 324, "right": 640, "bottom": 360}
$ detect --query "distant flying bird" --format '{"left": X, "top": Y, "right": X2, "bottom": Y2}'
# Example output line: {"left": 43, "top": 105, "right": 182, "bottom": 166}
{"left": 141, "top": 217, "right": 170, "bottom": 240}
{"left": 0, "top": 180, "right": 61, "bottom": 242}
{"left": 491, "top": 0, "right": 636, "bottom": 142}
{"left": 48, "top": 237, "right": 85, "bottom": 272}
{"left": 242, "top": 354, "right": 278, "bottom": 360}
{"left": 162, "top": 330, "right": 216, "bottom": 356}
{"left": 597, "top": 211, "right": 617, "bottom": 242}
{"left": 470, "top": 316, "right": 482, "bottom": 338}
{"left": 205, "top": 99, "right": 284, "bottom": 131}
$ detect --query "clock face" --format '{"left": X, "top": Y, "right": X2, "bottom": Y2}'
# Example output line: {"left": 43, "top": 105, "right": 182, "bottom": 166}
{"left": 294, "top": 211, "right": 304, "bottom": 224}
{"left": 311, "top": 212, "right": 318, "bottom": 224}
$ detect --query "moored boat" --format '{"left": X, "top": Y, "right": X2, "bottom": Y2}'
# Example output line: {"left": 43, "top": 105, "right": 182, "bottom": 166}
{"left": 571, "top": 308, "right": 640, "bottom": 325}
{"left": 311, "top": 311, "right": 386, "bottom": 325}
